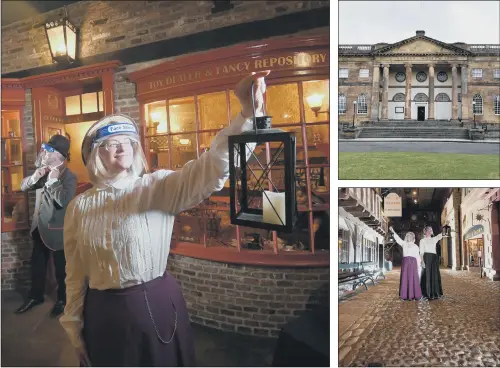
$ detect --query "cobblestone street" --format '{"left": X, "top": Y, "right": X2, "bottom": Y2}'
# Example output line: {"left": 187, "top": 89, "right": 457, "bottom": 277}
{"left": 339, "top": 269, "right": 500, "bottom": 367}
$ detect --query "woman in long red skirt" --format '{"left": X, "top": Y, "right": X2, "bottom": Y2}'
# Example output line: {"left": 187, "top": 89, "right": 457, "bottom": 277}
{"left": 389, "top": 226, "right": 423, "bottom": 301}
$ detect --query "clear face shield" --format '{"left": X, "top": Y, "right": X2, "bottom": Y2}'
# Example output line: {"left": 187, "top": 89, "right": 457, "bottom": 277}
{"left": 35, "top": 143, "right": 64, "bottom": 169}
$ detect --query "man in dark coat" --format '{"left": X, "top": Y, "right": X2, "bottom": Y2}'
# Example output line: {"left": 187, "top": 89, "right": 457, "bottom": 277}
{"left": 16, "top": 135, "right": 77, "bottom": 317}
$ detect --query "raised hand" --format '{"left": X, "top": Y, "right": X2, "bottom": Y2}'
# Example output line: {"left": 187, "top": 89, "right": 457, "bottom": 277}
{"left": 235, "top": 70, "right": 271, "bottom": 119}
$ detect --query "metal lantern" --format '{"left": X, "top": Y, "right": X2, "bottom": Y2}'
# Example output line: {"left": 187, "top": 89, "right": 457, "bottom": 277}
{"left": 442, "top": 225, "right": 451, "bottom": 237}
{"left": 228, "top": 84, "right": 297, "bottom": 233}
{"left": 44, "top": 6, "right": 77, "bottom": 64}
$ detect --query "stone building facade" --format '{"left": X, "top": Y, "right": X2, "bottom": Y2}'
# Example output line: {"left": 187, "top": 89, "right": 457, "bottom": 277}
{"left": 339, "top": 31, "right": 500, "bottom": 125}
{"left": 1, "top": 0, "right": 330, "bottom": 337}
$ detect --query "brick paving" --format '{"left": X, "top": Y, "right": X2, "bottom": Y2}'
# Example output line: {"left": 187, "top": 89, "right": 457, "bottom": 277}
{"left": 338, "top": 269, "right": 500, "bottom": 367}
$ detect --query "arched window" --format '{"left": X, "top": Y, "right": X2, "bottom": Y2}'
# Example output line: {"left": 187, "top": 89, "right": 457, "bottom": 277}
{"left": 339, "top": 93, "right": 347, "bottom": 114}
{"left": 414, "top": 93, "right": 429, "bottom": 102}
{"left": 494, "top": 95, "right": 500, "bottom": 115}
{"left": 392, "top": 93, "right": 405, "bottom": 102}
{"left": 357, "top": 94, "right": 368, "bottom": 114}
{"left": 435, "top": 93, "right": 451, "bottom": 102}
{"left": 472, "top": 94, "right": 483, "bottom": 115}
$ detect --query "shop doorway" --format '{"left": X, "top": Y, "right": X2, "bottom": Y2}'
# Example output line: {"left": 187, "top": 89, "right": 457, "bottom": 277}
{"left": 467, "top": 237, "right": 484, "bottom": 276}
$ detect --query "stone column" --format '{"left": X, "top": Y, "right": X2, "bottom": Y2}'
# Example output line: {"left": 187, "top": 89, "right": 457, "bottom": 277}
{"left": 404, "top": 63, "right": 412, "bottom": 120}
{"left": 370, "top": 65, "right": 380, "bottom": 121}
{"left": 381, "top": 64, "right": 390, "bottom": 120}
{"left": 461, "top": 64, "right": 469, "bottom": 121}
{"left": 452, "top": 64, "right": 459, "bottom": 120}
{"left": 428, "top": 63, "right": 435, "bottom": 120}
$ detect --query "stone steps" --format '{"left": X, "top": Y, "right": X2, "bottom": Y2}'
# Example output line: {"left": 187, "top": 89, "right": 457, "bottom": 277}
{"left": 365, "top": 120, "right": 462, "bottom": 127}
{"left": 358, "top": 127, "right": 469, "bottom": 139}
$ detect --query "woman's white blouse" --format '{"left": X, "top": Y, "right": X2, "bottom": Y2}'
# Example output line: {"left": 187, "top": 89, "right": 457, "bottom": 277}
{"left": 392, "top": 233, "right": 421, "bottom": 260}
{"left": 419, "top": 234, "right": 444, "bottom": 255}
{"left": 60, "top": 113, "right": 253, "bottom": 349}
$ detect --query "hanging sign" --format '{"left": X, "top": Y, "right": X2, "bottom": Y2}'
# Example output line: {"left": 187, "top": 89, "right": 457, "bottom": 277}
{"left": 384, "top": 193, "right": 402, "bottom": 217}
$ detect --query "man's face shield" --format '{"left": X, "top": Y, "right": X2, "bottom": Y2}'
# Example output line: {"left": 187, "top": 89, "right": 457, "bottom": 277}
{"left": 35, "top": 143, "right": 64, "bottom": 168}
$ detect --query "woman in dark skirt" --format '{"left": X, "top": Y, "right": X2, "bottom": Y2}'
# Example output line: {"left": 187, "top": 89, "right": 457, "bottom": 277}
{"left": 389, "top": 227, "right": 422, "bottom": 301}
{"left": 419, "top": 226, "right": 444, "bottom": 300}
{"left": 60, "top": 70, "right": 270, "bottom": 366}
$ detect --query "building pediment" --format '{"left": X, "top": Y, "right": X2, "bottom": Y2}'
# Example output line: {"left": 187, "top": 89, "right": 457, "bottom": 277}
{"left": 373, "top": 35, "right": 471, "bottom": 56}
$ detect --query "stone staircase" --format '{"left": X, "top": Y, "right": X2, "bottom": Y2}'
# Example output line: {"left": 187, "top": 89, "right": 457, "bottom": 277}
{"left": 358, "top": 120, "right": 469, "bottom": 139}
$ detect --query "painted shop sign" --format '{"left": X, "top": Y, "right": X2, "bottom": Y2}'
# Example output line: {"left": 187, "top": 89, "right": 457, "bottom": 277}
{"left": 465, "top": 224, "right": 484, "bottom": 240}
{"left": 146, "top": 51, "right": 329, "bottom": 91}
{"left": 384, "top": 193, "right": 402, "bottom": 217}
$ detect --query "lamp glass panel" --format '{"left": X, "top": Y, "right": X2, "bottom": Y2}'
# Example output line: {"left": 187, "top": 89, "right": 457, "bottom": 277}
{"left": 229, "top": 90, "right": 242, "bottom": 121}
{"left": 46, "top": 26, "right": 66, "bottom": 57}
{"left": 66, "top": 25, "right": 77, "bottom": 60}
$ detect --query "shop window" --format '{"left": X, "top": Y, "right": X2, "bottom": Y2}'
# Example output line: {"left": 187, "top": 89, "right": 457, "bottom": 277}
{"left": 141, "top": 79, "right": 329, "bottom": 256}
{"left": 1, "top": 110, "right": 29, "bottom": 232}
{"left": 338, "top": 229, "right": 350, "bottom": 263}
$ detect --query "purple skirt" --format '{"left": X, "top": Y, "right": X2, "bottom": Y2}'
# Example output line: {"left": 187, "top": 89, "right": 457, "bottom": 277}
{"left": 82, "top": 272, "right": 195, "bottom": 367}
{"left": 399, "top": 257, "right": 422, "bottom": 300}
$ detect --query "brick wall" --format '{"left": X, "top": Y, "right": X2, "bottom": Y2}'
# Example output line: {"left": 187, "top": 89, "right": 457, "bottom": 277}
{"left": 1, "top": 0, "right": 329, "bottom": 75}
{"left": 167, "top": 254, "right": 329, "bottom": 337}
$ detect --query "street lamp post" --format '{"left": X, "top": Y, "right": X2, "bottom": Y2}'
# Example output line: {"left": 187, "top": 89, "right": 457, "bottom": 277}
{"left": 352, "top": 101, "right": 357, "bottom": 128}
{"left": 472, "top": 101, "right": 477, "bottom": 129}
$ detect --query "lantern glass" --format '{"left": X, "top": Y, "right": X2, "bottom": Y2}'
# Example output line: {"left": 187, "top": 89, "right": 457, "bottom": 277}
{"left": 46, "top": 25, "right": 66, "bottom": 57}
{"left": 45, "top": 16, "right": 77, "bottom": 63}
{"left": 228, "top": 126, "right": 297, "bottom": 233}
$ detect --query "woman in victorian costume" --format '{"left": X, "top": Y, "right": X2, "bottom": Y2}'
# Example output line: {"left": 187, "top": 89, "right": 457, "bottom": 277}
{"left": 419, "top": 226, "right": 444, "bottom": 300}
{"left": 389, "top": 227, "right": 422, "bottom": 301}
{"left": 60, "top": 71, "right": 270, "bottom": 366}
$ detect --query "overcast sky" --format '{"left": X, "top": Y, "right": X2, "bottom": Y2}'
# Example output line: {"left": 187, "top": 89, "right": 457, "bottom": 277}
{"left": 339, "top": 1, "right": 500, "bottom": 44}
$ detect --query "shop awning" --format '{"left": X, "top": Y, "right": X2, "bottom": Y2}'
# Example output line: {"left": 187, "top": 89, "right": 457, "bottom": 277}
{"left": 464, "top": 224, "right": 484, "bottom": 240}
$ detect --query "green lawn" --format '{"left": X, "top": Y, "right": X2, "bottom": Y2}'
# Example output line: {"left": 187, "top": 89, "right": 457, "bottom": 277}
{"left": 339, "top": 152, "right": 500, "bottom": 179}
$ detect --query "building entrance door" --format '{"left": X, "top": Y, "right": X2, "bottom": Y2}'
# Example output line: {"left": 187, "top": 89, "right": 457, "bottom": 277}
{"left": 417, "top": 106, "right": 425, "bottom": 121}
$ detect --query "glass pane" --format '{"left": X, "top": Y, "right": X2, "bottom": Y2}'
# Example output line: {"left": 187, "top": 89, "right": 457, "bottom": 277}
{"left": 146, "top": 135, "right": 170, "bottom": 170}
{"left": 304, "top": 123, "right": 329, "bottom": 146}
{"left": 198, "top": 131, "right": 219, "bottom": 153}
{"left": 145, "top": 101, "right": 167, "bottom": 134}
{"left": 65, "top": 95, "right": 81, "bottom": 116}
{"left": 3, "top": 139, "right": 23, "bottom": 164}
{"left": 266, "top": 83, "right": 300, "bottom": 125}
{"left": 4, "top": 166, "right": 24, "bottom": 192}
{"left": 171, "top": 133, "right": 197, "bottom": 169}
{"left": 1, "top": 111, "right": 21, "bottom": 137}
{"left": 197, "top": 91, "right": 229, "bottom": 130}
{"left": 229, "top": 90, "right": 242, "bottom": 121}
{"left": 303, "top": 80, "right": 330, "bottom": 123}
{"left": 206, "top": 210, "right": 236, "bottom": 247}
{"left": 169, "top": 97, "right": 196, "bottom": 133}
{"left": 175, "top": 209, "right": 203, "bottom": 244}
{"left": 65, "top": 121, "right": 96, "bottom": 183}
{"left": 239, "top": 225, "right": 272, "bottom": 251}
{"left": 98, "top": 91, "right": 104, "bottom": 112}
{"left": 2, "top": 192, "right": 28, "bottom": 228}
{"left": 82, "top": 92, "right": 98, "bottom": 114}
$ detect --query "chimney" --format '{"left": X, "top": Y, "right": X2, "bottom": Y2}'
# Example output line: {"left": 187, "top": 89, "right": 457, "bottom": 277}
{"left": 416, "top": 30, "right": 425, "bottom": 36}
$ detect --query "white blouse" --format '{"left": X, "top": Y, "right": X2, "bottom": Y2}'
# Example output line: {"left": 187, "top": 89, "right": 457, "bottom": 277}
{"left": 392, "top": 233, "right": 421, "bottom": 260}
{"left": 419, "top": 234, "right": 444, "bottom": 255}
{"left": 60, "top": 113, "right": 253, "bottom": 349}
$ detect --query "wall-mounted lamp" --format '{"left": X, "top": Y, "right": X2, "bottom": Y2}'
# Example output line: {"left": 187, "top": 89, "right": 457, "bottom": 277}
{"left": 44, "top": 6, "right": 77, "bottom": 64}
{"left": 306, "top": 94, "right": 329, "bottom": 117}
